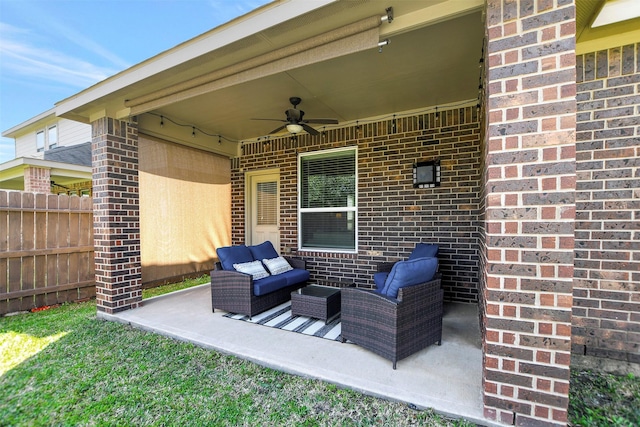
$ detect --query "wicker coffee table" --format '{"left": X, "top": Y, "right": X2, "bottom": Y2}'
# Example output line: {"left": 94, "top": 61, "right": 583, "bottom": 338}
{"left": 291, "top": 285, "right": 341, "bottom": 324}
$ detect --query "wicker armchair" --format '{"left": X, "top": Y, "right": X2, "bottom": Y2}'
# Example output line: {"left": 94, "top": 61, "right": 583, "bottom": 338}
{"left": 210, "top": 257, "right": 307, "bottom": 318}
{"left": 341, "top": 272, "right": 443, "bottom": 369}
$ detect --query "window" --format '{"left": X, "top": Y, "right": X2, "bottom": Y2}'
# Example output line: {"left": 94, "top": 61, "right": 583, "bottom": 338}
{"left": 299, "top": 147, "right": 357, "bottom": 252}
{"left": 36, "top": 131, "right": 45, "bottom": 152}
{"left": 48, "top": 125, "right": 58, "bottom": 149}
{"left": 257, "top": 181, "right": 277, "bottom": 226}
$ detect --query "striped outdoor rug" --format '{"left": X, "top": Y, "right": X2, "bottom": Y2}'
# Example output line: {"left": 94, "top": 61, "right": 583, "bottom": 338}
{"left": 223, "top": 301, "right": 342, "bottom": 341}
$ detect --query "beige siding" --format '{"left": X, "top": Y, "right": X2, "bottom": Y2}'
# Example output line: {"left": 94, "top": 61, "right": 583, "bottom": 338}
{"left": 58, "top": 119, "right": 91, "bottom": 147}
{"left": 14, "top": 132, "right": 41, "bottom": 159}
{"left": 13, "top": 118, "right": 90, "bottom": 159}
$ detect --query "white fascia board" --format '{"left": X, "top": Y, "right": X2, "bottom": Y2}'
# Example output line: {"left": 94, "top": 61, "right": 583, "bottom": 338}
{"left": 0, "top": 157, "right": 91, "bottom": 174}
{"left": 55, "top": 0, "right": 337, "bottom": 118}
{"left": 2, "top": 108, "right": 56, "bottom": 137}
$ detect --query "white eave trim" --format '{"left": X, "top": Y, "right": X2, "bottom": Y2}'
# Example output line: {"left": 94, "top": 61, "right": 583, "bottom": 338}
{"left": 55, "top": 0, "right": 337, "bottom": 118}
{"left": 0, "top": 157, "right": 91, "bottom": 174}
{"left": 2, "top": 108, "right": 56, "bottom": 137}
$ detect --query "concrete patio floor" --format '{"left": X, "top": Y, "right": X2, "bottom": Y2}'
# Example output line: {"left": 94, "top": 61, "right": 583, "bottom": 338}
{"left": 99, "top": 283, "right": 492, "bottom": 426}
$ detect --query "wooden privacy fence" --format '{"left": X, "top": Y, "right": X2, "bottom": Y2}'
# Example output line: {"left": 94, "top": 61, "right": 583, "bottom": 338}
{"left": 0, "top": 190, "right": 95, "bottom": 315}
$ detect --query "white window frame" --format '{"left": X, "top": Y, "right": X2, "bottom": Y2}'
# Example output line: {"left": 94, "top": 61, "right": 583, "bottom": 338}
{"left": 298, "top": 146, "right": 358, "bottom": 253}
{"left": 36, "top": 130, "right": 45, "bottom": 152}
{"left": 47, "top": 125, "right": 58, "bottom": 149}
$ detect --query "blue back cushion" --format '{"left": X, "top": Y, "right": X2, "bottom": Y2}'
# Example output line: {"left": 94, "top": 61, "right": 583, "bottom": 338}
{"left": 248, "top": 241, "right": 279, "bottom": 261}
{"left": 217, "top": 245, "right": 254, "bottom": 271}
{"left": 408, "top": 243, "right": 439, "bottom": 260}
{"left": 382, "top": 257, "right": 438, "bottom": 298}
{"left": 373, "top": 272, "right": 389, "bottom": 293}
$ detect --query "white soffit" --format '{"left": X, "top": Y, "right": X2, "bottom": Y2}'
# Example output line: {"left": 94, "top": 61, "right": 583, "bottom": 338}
{"left": 592, "top": 0, "right": 640, "bottom": 27}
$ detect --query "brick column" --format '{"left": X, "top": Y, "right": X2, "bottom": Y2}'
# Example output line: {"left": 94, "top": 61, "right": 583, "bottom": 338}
{"left": 483, "top": 0, "right": 576, "bottom": 425}
{"left": 24, "top": 166, "right": 51, "bottom": 193}
{"left": 92, "top": 117, "right": 142, "bottom": 314}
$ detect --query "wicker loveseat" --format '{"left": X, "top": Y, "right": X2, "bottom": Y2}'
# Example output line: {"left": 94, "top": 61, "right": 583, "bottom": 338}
{"left": 211, "top": 241, "right": 309, "bottom": 318}
{"left": 341, "top": 254, "right": 443, "bottom": 369}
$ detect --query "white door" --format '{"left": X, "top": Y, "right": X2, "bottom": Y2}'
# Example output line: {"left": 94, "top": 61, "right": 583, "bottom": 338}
{"left": 248, "top": 171, "right": 280, "bottom": 250}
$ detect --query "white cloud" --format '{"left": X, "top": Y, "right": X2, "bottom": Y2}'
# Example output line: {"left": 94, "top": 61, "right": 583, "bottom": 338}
{"left": 0, "top": 22, "right": 119, "bottom": 89}
{"left": 39, "top": 17, "right": 131, "bottom": 70}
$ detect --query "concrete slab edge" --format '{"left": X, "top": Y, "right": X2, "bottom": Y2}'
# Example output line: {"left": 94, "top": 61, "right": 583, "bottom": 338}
{"left": 98, "top": 309, "right": 498, "bottom": 427}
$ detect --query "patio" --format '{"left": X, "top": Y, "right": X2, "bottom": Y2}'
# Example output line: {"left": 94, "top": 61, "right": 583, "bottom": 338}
{"left": 99, "top": 283, "right": 491, "bottom": 425}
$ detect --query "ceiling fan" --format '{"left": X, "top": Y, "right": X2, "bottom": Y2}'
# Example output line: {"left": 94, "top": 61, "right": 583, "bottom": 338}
{"left": 252, "top": 97, "right": 338, "bottom": 136}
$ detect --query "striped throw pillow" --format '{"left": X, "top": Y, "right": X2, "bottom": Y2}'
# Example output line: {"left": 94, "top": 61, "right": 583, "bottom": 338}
{"left": 263, "top": 257, "right": 293, "bottom": 275}
{"left": 233, "top": 260, "right": 270, "bottom": 280}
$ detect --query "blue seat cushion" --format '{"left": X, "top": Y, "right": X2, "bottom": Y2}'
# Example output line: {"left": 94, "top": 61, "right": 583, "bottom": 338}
{"left": 279, "top": 268, "right": 310, "bottom": 286}
{"left": 249, "top": 241, "right": 279, "bottom": 261}
{"left": 217, "top": 245, "right": 254, "bottom": 271}
{"left": 408, "top": 243, "right": 439, "bottom": 260}
{"left": 382, "top": 257, "right": 439, "bottom": 298}
{"left": 253, "top": 275, "right": 288, "bottom": 296}
{"left": 373, "top": 272, "right": 389, "bottom": 292}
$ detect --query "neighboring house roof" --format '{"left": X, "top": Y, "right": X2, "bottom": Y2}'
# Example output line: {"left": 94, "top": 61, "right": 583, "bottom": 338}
{"left": 0, "top": 157, "right": 91, "bottom": 191}
{"left": 44, "top": 142, "right": 92, "bottom": 167}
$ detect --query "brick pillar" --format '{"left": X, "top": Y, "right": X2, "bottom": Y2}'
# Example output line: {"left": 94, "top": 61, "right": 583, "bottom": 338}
{"left": 483, "top": 0, "right": 576, "bottom": 425}
{"left": 92, "top": 117, "right": 142, "bottom": 314}
{"left": 24, "top": 166, "right": 51, "bottom": 193}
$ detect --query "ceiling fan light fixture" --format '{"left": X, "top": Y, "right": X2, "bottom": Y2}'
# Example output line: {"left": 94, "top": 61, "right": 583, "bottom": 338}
{"left": 286, "top": 123, "right": 304, "bottom": 134}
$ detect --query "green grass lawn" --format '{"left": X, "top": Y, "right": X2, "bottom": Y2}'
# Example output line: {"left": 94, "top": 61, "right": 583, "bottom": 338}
{"left": 1, "top": 280, "right": 638, "bottom": 426}
{"left": 141, "top": 274, "right": 211, "bottom": 299}
{"left": 0, "top": 281, "right": 472, "bottom": 427}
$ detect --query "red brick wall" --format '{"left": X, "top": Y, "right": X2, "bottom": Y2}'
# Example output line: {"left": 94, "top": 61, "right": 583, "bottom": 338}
{"left": 92, "top": 117, "right": 142, "bottom": 314}
{"left": 573, "top": 43, "right": 640, "bottom": 363}
{"left": 483, "top": 0, "right": 576, "bottom": 425}
{"left": 24, "top": 166, "right": 51, "bottom": 194}
{"left": 231, "top": 107, "right": 481, "bottom": 302}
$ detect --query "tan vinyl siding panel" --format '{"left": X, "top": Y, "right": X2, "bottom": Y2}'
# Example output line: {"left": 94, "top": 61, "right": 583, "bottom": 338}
{"left": 58, "top": 119, "right": 91, "bottom": 147}
{"left": 14, "top": 132, "right": 40, "bottom": 159}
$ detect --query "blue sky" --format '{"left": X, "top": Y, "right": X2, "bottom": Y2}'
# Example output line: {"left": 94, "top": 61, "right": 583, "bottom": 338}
{"left": 0, "top": 0, "right": 271, "bottom": 164}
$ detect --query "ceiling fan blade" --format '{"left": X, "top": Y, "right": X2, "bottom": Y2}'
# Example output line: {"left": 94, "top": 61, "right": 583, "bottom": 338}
{"left": 301, "top": 123, "right": 320, "bottom": 136}
{"left": 251, "top": 118, "right": 286, "bottom": 122}
{"left": 304, "top": 118, "right": 338, "bottom": 124}
{"left": 268, "top": 125, "right": 287, "bottom": 134}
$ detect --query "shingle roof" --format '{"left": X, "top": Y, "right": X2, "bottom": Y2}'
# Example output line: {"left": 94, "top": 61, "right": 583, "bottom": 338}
{"left": 44, "top": 142, "right": 91, "bottom": 167}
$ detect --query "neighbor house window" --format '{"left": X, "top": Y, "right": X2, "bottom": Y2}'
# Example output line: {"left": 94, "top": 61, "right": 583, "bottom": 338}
{"left": 48, "top": 125, "right": 58, "bottom": 149}
{"left": 36, "top": 130, "right": 45, "bottom": 152}
{"left": 298, "top": 147, "right": 357, "bottom": 252}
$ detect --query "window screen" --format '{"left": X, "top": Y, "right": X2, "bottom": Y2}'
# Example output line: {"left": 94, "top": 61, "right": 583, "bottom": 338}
{"left": 299, "top": 147, "right": 356, "bottom": 251}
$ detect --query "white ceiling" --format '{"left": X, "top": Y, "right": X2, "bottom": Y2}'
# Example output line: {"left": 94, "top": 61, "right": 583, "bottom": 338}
{"left": 155, "top": 10, "right": 485, "bottom": 143}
